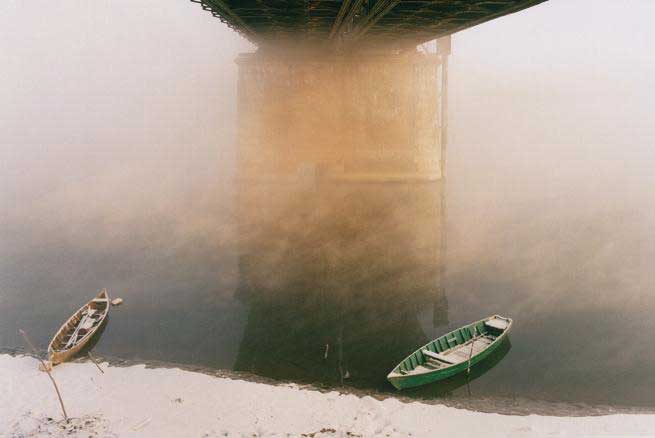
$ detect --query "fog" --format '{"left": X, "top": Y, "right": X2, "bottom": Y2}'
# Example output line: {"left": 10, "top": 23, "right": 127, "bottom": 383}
{"left": 1, "top": 0, "right": 250, "bottom": 294}
{"left": 3, "top": 0, "right": 654, "bottom": 232}
{"left": 1, "top": 0, "right": 251, "bottom": 199}
{"left": 2, "top": 0, "right": 655, "bottom": 406}
{"left": 447, "top": 0, "right": 655, "bottom": 315}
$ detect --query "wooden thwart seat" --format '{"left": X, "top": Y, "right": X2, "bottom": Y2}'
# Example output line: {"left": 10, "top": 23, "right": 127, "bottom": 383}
{"left": 485, "top": 318, "right": 509, "bottom": 331}
{"left": 422, "top": 349, "right": 456, "bottom": 364}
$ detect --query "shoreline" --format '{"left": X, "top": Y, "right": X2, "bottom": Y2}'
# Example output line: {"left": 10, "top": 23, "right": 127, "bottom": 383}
{"left": 3, "top": 354, "right": 655, "bottom": 437}
{"left": 2, "top": 348, "right": 651, "bottom": 418}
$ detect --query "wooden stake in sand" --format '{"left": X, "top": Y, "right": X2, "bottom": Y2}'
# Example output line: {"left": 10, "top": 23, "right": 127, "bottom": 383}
{"left": 87, "top": 352, "right": 104, "bottom": 374}
{"left": 19, "top": 329, "right": 69, "bottom": 422}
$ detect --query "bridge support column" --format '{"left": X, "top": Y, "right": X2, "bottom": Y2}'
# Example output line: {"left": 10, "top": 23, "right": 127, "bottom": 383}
{"left": 233, "top": 48, "right": 450, "bottom": 381}
{"left": 235, "top": 49, "right": 447, "bottom": 182}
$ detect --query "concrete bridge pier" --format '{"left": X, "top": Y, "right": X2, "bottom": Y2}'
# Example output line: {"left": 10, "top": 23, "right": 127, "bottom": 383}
{"left": 235, "top": 46, "right": 449, "bottom": 183}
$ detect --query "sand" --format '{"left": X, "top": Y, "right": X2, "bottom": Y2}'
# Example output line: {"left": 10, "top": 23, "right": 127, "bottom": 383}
{"left": 2, "top": 354, "right": 655, "bottom": 437}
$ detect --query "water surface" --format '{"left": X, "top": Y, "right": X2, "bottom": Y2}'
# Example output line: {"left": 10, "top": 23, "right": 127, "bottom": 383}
{"left": 1, "top": 153, "right": 654, "bottom": 409}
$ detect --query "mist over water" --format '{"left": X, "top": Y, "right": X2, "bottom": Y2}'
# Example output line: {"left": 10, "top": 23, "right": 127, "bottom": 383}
{"left": 2, "top": 0, "right": 655, "bottom": 409}
{"left": 443, "top": 0, "right": 655, "bottom": 405}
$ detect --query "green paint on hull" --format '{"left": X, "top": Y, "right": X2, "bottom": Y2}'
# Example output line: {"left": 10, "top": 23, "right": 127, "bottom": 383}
{"left": 387, "top": 315, "right": 512, "bottom": 390}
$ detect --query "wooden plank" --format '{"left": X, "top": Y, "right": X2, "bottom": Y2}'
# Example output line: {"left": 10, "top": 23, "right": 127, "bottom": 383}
{"left": 422, "top": 349, "right": 456, "bottom": 364}
{"left": 485, "top": 318, "right": 509, "bottom": 330}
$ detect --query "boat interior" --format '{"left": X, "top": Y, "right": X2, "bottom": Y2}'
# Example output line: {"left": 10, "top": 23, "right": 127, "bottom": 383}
{"left": 396, "top": 316, "right": 510, "bottom": 376}
{"left": 50, "top": 293, "right": 109, "bottom": 352}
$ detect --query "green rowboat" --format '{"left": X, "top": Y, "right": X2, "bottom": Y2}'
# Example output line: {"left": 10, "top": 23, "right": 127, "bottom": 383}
{"left": 387, "top": 315, "right": 513, "bottom": 390}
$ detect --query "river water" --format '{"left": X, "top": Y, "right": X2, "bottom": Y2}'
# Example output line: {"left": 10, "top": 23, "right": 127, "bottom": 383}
{"left": 1, "top": 143, "right": 654, "bottom": 410}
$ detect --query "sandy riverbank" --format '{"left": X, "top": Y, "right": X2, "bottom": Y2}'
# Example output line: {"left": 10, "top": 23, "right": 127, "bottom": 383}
{"left": 2, "top": 354, "right": 654, "bottom": 437}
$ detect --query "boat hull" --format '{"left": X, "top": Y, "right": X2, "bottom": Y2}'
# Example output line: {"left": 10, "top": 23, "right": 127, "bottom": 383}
{"left": 48, "top": 289, "right": 110, "bottom": 366}
{"left": 49, "top": 315, "right": 108, "bottom": 365}
{"left": 388, "top": 332, "right": 507, "bottom": 390}
{"left": 387, "top": 315, "right": 512, "bottom": 390}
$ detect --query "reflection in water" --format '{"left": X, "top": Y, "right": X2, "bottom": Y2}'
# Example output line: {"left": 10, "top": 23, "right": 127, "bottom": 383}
{"left": 234, "top": 179, "right": 448, "bottom": 390}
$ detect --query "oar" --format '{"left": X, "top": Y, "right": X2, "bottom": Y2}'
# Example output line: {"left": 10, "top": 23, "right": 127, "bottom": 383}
{"left": 63, "top": 315, "right": 87, "bottom": 349}
{"left": 64, "top": 310, "right": 95, "bottom": 349}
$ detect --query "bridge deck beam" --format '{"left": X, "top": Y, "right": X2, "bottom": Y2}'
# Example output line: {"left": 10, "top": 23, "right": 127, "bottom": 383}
{"left": 191, "top": 0, "right": 548, "bottom": 51}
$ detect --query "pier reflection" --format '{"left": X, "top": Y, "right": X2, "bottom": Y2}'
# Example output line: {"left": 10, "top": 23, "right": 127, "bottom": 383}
{"left": 234, "top": 180, "right": 448, "bottom": 390}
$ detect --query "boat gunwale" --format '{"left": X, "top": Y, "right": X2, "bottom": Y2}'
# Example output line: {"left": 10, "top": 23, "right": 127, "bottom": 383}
{"left": 48, "top": 289, "right": 110, "bottom": 356}
{"left": 387, "top": 314, "right": 513, "bottom": 380}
